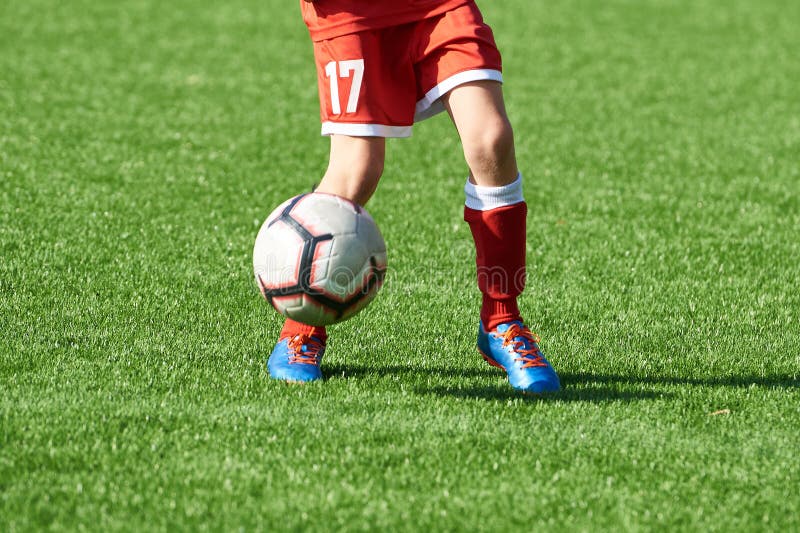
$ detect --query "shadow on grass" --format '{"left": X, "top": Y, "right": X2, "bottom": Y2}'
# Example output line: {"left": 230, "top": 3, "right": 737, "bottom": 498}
{"left": 563, "top": 372, "right": 800, "bottom": 390}
{"left": 325, "top": 363, "right": 497, "bottom": 380}
{"left": 325, "top": 364, "right": 798, "bottom": 403}
{"left": 416, "top": 384, "right": 669, "bottom": 403}
{"left": 324, "top": 364, "right": 663, "bottom": 402}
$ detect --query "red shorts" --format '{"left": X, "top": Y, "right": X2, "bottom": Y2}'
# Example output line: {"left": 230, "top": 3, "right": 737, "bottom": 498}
{"left": 312, "top": 2, "right": 502, "bottom": 138}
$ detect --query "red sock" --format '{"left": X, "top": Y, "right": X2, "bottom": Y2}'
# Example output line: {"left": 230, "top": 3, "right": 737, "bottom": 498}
{"left": 464, "top": 202, "right": 527, "bottom": 331}
{"left": 280, "top": 318, "right": 327, "bottom": 343}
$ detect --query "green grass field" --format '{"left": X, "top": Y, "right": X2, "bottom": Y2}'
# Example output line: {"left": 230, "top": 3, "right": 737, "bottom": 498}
{"left": 2, "top": 0, "right": 799, "bottom": 530}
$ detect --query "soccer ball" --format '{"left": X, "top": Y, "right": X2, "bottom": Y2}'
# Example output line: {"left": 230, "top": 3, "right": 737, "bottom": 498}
{"left": 253, "top": 192, "right": 387, "bottom": 326}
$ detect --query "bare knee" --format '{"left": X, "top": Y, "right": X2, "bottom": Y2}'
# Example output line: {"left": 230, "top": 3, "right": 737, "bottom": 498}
{"left": 316, "top": 136, "right": 385, "bottom": 206}
{"left": 327, "top": 155, "right": 384, "bottom": 206}
{"left": 461, "top": 117, "right": 516, "bottom": 184}
{"left": 444, "top": 81, "right": 519, "bottom": 186}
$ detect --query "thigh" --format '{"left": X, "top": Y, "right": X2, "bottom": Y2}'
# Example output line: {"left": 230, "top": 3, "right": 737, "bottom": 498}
{"left": 313, "top": 27, "right": 418, "bottom": 138}
{"left": 443, "top": 80, "right": 510, "bottom": 140}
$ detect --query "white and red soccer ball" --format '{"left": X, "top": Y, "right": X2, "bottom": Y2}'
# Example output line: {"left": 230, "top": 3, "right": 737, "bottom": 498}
{"left": 253, "top": 193, "right": 387, "bottom": 326}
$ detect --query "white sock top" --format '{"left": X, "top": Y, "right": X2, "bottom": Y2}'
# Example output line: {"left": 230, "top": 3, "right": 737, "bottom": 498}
{"left": 464, "top": 173, "right": 524, "bottom": 210}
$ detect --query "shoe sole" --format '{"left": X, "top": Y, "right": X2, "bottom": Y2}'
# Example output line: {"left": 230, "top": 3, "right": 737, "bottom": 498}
{"left": 268, "top": 369, "right": 323, "bottom": 384}
{"left": 269, "top": 374, "right": 322, "bottom": 384}
{"left": 276, "top": 378, "right": 318, "bottom": 384}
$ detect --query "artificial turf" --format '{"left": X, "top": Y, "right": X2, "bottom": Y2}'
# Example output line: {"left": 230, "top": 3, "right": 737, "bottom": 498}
{"left": 1, "top": 0, "right": 799, "bottom": 530}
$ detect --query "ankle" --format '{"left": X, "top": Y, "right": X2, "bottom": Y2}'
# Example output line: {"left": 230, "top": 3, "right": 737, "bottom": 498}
{"left": 280, "top": 318, "right": 327, "bottom": 343}
{"left": 481, "top": 297, "right": 521, "bottom": 331}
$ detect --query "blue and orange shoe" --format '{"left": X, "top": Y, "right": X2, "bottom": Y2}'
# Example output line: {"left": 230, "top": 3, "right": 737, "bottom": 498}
{"left": 267, "top": 334, "right": 326, "bottom": 383}
{"left": 477, "top": 320, "right": 560, "bottom": 394}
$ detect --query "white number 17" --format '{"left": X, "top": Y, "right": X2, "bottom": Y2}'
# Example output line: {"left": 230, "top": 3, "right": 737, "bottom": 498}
{"left": 324, "top": 59, "right": 364, "bottom": 115}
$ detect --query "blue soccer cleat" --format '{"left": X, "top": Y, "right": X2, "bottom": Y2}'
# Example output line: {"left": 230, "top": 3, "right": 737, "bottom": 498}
{"left": 268, "top": 334, "right": 326, "bottom": 382}
{"left": 477, "top": 320, "right": 561, "bottom": 394}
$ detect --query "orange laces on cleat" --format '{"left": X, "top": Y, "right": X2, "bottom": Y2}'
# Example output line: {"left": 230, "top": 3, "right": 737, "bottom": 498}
{"left": 286, "top": 335, "right": 324, "bottom": 365}
{"left": 498, "top": 324, "right": 548, "bottom": 368}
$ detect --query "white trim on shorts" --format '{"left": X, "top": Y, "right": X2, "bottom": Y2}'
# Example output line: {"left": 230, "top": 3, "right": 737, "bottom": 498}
{"left": 414, "top": 68, "right": 504, "bottom": 122}
{"left": 321, "top": 122, "right": 413, "bottom": 138}
{"left": 320, "top": 68, "right": 503, "bottom": 138}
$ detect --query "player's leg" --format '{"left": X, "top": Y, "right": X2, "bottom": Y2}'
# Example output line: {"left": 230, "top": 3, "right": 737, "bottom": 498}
{"left": 443, "top": 80, "right": 522, "bottom": 329}
{"left": 443, "top": 80, "right": 559, "bottom": 394}
{"left": 269, "top": 28, "right": 415, "bottom": 383}
{"left": 269, "top": 135, "right": 385, "bottom": 382}
{"left": 315, "top": 134, "right": 385, "bottom": 207}
{"left": 443, "top": 80, "right": 517, "bottom": 187}
{"left": 410, "top": 1, "right": 559, "bottom": 393}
